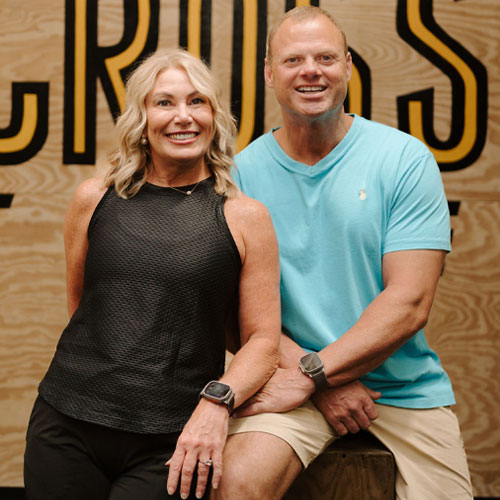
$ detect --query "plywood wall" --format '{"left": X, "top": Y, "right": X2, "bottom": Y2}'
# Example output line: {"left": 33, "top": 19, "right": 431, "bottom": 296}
{"left": 1, "top": 0, "right": 499, "bottom": 495}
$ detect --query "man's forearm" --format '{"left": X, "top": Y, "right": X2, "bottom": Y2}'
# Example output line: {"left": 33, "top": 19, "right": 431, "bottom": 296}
{"left": 279, "top": 251, "right": 445, "bottom": 389}
{"left": 319, "top": 286, "right": 430, "bottom": 387}
{"left": 278, "top": 289, "right": 430, "bottom": 389}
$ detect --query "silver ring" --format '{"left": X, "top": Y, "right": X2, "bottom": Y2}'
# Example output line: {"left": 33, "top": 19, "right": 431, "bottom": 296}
{"left": 199, "top": 458, "right": 213, "bottom": 467}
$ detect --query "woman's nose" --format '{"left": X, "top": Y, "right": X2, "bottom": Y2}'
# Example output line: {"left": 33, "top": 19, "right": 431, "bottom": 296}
{"left": 174, "top": 103, "right": 192, "bottom": 123}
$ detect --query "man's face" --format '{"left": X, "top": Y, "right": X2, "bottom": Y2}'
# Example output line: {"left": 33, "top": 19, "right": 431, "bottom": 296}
{"left": 265, "top": 15, "right": 352, "bottom": 123}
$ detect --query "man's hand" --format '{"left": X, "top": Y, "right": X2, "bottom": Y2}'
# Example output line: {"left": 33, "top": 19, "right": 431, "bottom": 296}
{"left": 233, "top": 367, "right": 315, "bottom": 417}
{"left": 312, "top": 380, "right": 381, "bottom": 436}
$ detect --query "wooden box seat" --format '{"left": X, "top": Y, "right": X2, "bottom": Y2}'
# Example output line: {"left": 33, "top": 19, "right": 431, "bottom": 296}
{"left": 283, "top": 431, "right": 396, "bottom": 500}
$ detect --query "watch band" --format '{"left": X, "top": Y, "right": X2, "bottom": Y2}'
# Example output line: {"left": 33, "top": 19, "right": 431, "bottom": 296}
{"left": 308, "top": 367, "right": 329, "bottom": 391}
{"left": 299, "top": 352, "right": 329, "bottom": 391}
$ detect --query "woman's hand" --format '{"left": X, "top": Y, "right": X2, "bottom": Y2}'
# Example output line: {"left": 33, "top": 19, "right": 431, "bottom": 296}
{"left": 166, "top": 398, "right": 229, "bottom": 499}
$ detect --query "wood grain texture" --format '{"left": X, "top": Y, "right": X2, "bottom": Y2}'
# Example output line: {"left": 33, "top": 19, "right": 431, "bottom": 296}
{"left": 0, "top": 193, "right": 71, "bottom": 485}
{"left": 284, "top": 432, "right": 395, "bottom": 500}
{"left": 426, "top": 200, "right": 500, "bottom": 497}
{"left": 0, "top": 0, "right": 499, "bottom": 495}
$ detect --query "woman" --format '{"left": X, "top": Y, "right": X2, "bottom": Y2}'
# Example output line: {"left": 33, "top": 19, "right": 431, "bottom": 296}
{"left": 24, "top": 49, "right": 280, "bottom": 500}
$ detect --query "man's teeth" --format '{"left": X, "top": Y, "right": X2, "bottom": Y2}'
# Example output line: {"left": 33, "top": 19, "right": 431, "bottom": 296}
{"left": 168, "top": 132, "right": 197, "bottom": 140}
{"left": 297, "top": 86, "right": 325, "bottom": 92}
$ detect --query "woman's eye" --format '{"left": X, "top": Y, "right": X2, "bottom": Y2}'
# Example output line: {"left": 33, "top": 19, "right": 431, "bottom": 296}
{"left": 191, "top": 96, "right": 206, "bottom": 105}
{"left": 157, "top": 99, "right": 171, "bottom": 106}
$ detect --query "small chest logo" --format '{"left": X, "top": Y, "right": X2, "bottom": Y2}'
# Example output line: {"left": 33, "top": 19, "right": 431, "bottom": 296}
{"left": 359, "top": 189, "right": 367, "bottom": 200}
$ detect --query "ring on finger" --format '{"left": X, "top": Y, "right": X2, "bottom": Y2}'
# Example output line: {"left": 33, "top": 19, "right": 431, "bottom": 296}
{"left": 199, "top": 458, "right": 213, "bottom": 467}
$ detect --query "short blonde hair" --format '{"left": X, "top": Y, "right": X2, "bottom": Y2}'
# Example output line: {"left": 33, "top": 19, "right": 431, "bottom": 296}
{"left": 267, "top": 6, "right": 348, "bottom": 62}
{"left": 105, "top": 48, "right": 238, "bottom": 198}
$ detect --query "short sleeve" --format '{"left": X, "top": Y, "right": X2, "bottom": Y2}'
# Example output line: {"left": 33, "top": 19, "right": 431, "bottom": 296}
{"left": 383, "top": 151, "right": 451, "bottom": 254}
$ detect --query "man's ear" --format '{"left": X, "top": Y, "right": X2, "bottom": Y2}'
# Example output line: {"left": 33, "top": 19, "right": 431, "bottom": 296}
{"left": 264, "top": 58, "right": 274, "bottom": 88}
{"left": 346, "top": 51, "right": 353, "bottom": 82}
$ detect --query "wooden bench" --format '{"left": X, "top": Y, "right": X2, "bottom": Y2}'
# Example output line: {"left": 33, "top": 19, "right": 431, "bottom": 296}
{"left": 283, "top": 431, "right": 396, "bottom": 500}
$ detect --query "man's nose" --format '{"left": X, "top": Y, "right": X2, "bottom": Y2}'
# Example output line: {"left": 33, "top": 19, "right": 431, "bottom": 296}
{"left": 300, "top": 57, "right": 321, "bottom": 76}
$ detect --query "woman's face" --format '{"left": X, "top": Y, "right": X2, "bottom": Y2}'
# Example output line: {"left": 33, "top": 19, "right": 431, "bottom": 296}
{"left": 144, "top": 67, "right": 214, "bottom": 171}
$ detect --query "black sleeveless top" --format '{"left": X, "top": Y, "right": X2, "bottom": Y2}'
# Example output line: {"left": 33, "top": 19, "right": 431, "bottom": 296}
{"left": 39, "top": 177, "right": 241, "bottom": 433}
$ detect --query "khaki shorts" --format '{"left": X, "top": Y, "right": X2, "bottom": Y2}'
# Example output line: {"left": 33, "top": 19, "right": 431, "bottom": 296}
{"left": 228, "top": 402, "right": 473, "bottom": 500}
{"left": 228, "top": 400, "right": 335, "bottom": 467}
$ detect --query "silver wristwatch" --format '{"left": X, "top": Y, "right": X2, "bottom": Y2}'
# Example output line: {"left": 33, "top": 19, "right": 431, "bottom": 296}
{"left": 299, "top": 352, "right": 329, "bottom": 391}
{"left": 199, "top": 381, "right": 235, "bottom": 413}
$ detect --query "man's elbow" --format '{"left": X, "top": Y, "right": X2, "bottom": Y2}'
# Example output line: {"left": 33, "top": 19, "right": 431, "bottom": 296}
{"left": 405, "top": 300, "right": 433, "bottom": 337}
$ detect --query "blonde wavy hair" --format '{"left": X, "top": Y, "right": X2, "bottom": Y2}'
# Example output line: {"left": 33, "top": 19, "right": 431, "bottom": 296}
{"left": 105, "top": 48, "right": 239, "bottom": 198}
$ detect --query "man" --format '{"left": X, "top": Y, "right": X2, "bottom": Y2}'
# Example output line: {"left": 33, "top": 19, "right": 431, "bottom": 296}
{"left": 214, "top": 6, "right": 473, "bottom": 500}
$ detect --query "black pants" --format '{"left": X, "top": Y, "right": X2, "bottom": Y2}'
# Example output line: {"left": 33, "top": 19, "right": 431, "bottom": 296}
{"left": 24, "top": 396, "right": 210, "bottom": 500}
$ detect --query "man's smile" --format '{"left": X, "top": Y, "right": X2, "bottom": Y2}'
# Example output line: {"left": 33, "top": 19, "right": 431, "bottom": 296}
{"left": 296, "top": 85, "right": 327, "bottom": 93}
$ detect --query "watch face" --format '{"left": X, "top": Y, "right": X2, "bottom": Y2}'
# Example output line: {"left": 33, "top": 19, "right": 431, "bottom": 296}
{"left": 205, "top": 381, "right": 230, "bottom": 398}
{"left": 301, "top": 352, "right": 322, "bottom": 371}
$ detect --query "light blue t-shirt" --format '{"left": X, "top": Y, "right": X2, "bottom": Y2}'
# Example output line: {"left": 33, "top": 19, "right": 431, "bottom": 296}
{"left": 234, "top": 114, "right": 454, "bottom": 408}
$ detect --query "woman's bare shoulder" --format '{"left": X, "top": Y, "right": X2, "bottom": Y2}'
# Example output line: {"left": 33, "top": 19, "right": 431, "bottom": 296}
{"left": 66, "top": 177, "right": 108, "bottom": 222}
{"left": 225, "top": 192, "right": 272, "bottom": 224}
{"left": 74, "top": 176, "right": 107, "bottom": 201}
{"left": 71, "top": 177, "right": 108, "bottom": 211}
{"left": 224, "top": 192, "right": 277, "bottom": 260}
